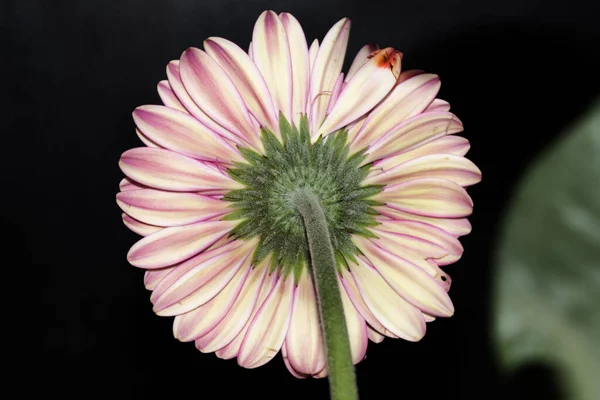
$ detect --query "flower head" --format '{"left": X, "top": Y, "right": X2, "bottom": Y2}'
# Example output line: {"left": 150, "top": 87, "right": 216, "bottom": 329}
{"left": 118, "top": 10, "right": 481, "bottom": 378}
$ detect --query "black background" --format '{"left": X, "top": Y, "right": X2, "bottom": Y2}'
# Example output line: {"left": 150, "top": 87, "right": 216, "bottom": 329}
{"left": 7, "top": 0, "right": 599, "bottom": 398}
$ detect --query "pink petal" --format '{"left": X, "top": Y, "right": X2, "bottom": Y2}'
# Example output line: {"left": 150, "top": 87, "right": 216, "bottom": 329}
{"left": 151, "top": 239, "right": 256, "bottom": 315}
{"left": 375, "top": 206, "right": 473, "bottom": 237}
{"left": 282, "top": 344, "right": 307, "bottom": 379}
{"left": 308, "top": 39, "right": 319, "bottom": 74}
{"left": 214, "top": 270, "right": 279, "bottom": 360}
{"left": 339, "top": 275, "right": 368, "bottom": 364}
{"left": 308, "top": 18, "right": 351, "bottom": 134}
{"left": 237, "top": 273, "right": 295, "bottom": 368}
{"left": 355, "top": 237, "right": 454, "bottom": 317}
{"left": 157, "top": 80, "right": 186, "bottom": 112}
{"left": 204, "top": 37, "right": 278, "bottom": 132}
{"left": 366, "top": 153, "right": 482, "bottom": 188}
{"left": 195, "top": 265, "right": 271, "bottom": 353}
{"left": 325, "top": 73, "right": 345, "bottom": 115}
{"left": 280, "top": 12, "right": 310, "bottom": 126}
{"left": 144, "top": 267, "right": 175, "bottom": 290}
{"left": 318, "top": 48, "right": 401, "bottom": 137}
{"left": 119, "top": 178, "right": 145, "bottom": 192}
{"left": 122, "top": 213, "right": 162, "bottom": 236}
{"left": 179, "top": 48, "right": 263, "bottom": 152}
{"left": 351, "top": 258, "right": 426, "bottom": 341}
{"left": 345, "top": 44, "right": 378, "bottom": 82}
{"left": 117, "top": 189, "right": 229, "bottom": 227}
{"left": 350, "top": 73, "right": 441, "bottom": 151}
{"left": 375, "top": 177, "right": 473, "bottom": 218}
{"left": 133, "top": 105, "right": 243, "bottom": 164}
{"left": 166, "top": 60, "right": 241, "bottom": 145}
{"left": 372, "top": 219, "right": 464, "bottom": 266}
{"left": 251, "top": 11, "right": 293, "bottom": 122}
{"left": 173, "top": 260, "right": 251, "bottom": 342}
{"left": 119, "top": 147, "right": 242, "bottom": 193}
{"left": 426, "top": 98, "right": 451, "bottom": 112}
{"left": 135, "top": 128, "right": 160, "bottom": 148}
{"left": 126, "top": 219, "right": 237, "bottom": 269}
{"left": 365, "top": 111, "right": 464, "bottom": 163}
{"left": 285, "top": 269, "right": 327, "bottom": 375}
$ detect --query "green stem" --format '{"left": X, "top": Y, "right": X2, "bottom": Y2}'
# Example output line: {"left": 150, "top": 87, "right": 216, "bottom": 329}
{"left": 291, "top": 187, "right": 358, "bottom": 400}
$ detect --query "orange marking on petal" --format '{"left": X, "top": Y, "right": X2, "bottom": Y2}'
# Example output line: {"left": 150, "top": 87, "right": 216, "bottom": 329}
{"left": 368, "top": 47, "right": 402, "bottom": 79}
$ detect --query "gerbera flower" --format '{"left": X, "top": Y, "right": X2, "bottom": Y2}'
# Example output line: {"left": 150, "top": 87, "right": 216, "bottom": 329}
{"left": 117, "top": 10, "right": 480, "bottom": 382}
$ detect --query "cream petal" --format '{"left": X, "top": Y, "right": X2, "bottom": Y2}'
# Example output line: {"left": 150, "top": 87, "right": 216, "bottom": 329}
{"left": 119, "top": 178, "right": 145, "bottom": 192}
{"left": 285, "top": 269, "right": 327, "bottom": 375}
{"left": 126, "top": 219, "right": 237, "bottom": 269}
{"left": 325, "top": 73, "right": 344, "bottom": 115}
{"left": 157, "top": 80, "right": 186, "bottom": 112}
{"left": 252, "top": 11, "right": 293, "bottom": 122}
{"left": 376, "top": 177, "right": 473, "bottom": 218}
{"left": 152, "top": 239, "right": 256, "bottom": 315}
{"left": 173, "top": 260, "right": 251, "bottom": 342}
{"left": 366, "top": 153, "right": 481, "bottom": 188}
{"left": 355, "top": 237, "right": 454, "bottom": 317}
{"left": 346, "top": 44, "right": 378, "bottom": 82}
{"left": 135, "top": 128, "right": 160, "bottom": 148}
{"left": 339, "top": 275, "right": 368, "bottom": 364}
{"left": 179, "top": 48, "right": 263, "bottom": 152}
{"left": 122, "top": 213, "right": 162, "bottom": 236}
{"left": 119, "top": 147, "right": 242, "bottom": 193}
{"left": 144, "top": 267, "right": 175, "bottom": 290}
{"left": 166, "top": 60, "right": 241, "bottom": 145}
{"left": 237, "top": 273, "right": 295, "bottom": 368}
{"left": 308, "top": 39, "right": 319, "bottom": 74}
{"left": 375, "top": 206, "right": 473, "bottom": 237}
{"left": 195, "top": 265, "right": 271, "bottom": 353}
{"left": 214, "top": 271, "right": 278, "bottom": 359}
{"left": 423, "top": 313, "right": 436, "bottom": 322}
{"left": 367, "top": 326, "right": 385, "bottom": 343}
{"left": 373, "top": 219, "right": 464, "bottom": 266}
{"left": 280, "top": 12, "right": 310, "bottom": 125}
{"left": 117, "top": 189, "right": 229, "bottom": 227}
{"left": 308, "top": 18, "right": 351, "bottom": 134}
{"left": 351, "top": 258, "right": 426, "bottom": 341}
{"left": 204, "top": 37, "right": 278, "bottom": 132}
{"left": 133, "top": 105, "right": 243, "bottom": 164}
{"left": 282, "top": 344, "right": 307, "bottom": 378}
{"left": 350, "top": 73, "right": 441, "bottom": 150}
{"left": 426, "top": 98, "right": 451, "bottom": 112}
{"left": 318, "top": 48, "right": 401, "bottom": 137}
{"left": 365, "top": 111, "right": 464, "bottom": 163}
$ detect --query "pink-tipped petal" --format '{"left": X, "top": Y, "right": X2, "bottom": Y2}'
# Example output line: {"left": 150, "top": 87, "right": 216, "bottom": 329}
{"left": 352, "top": 258, "right": 426, "bottom": 341}
{"left": 157, "top": 80, "right": 186, "bottom": 112}
{"left": 376, "top": 177, "right": 474, "bottom": 218}
{"left": 204, "top": 37, "right": 278, "bottom": 132}
{"left": 355, "top": 237, "right": 454, "bottom": 317}
{"left": 426, "top": 98, "right": 451, "bottom": 112}
{"left": 375, "top": 206, "right": 473, "bottom": 237}
{"left": 133, "top": 105, "right": 242, "bottom": 164}
{"left": 119, "top": 178, "right": 145, "bottom": 192}
{"left": 152, "top": 239, "right": 256, "bottom": 315}
{"left": 237, "top": 273, "right": 295, "bottom": 368}
{"left": 346, "top": 44, "right": 378, "bottom": 82}
{"left": 318, "top": 48, "right": 401, "bottom": 137}
{"left": 252, "top": 11, "right": 293, "bottom": 122}
{"left": 179, "top": 48, "right": 263, "bottom": 152}
{"left": 280, "top": 12, "right": 310, "bottom": 125}
{"left": 195, "top": 265, "right": 271, "bottom": 353}
{"left": 173, "top": 260, "right": 251, "bottom": 342}
{"left": 366, "top": 111, "right": 464, "bottom": 163}
{"left": 117, "top": 189, "right": 229, "bottom": 227}
{"left": 126, "top": 219, "right": 237, "bottom": 269}
{"left": 372, "top": 219, "right": 464, "bottom": 266}
{"left": 340, "top": 276, "right": 368, "bottom": 364}
{"left": 119, "top": 147, "right": 242, "bottom": 193}
{"left": 136, "top": 128, "right": 160, "bottom": 148}
{"left": 122, "top": 213, "right": 162, "bottom": 236}
{"left": 308, "top": 39, "right": 319, "bottom": 73}
{"left": 367, "top": 153, "right": 481, "bottom": 187}
{"left": 285, "top": 269, "right": 327, "bottom": 375}
{"left": 350, "top": 73, "right": 440, "bottom": 150}
{"left": 308, "top": 18, "right": 351, "bottom": 134}
{"left": 166, "top": 60, "right": 241, "bottom": 145}
{"left": 214, "top": 271, "right": 278, "bottom": 360}
{"left": 144, "top": 267, "right": 175, "bottom": 290}
{"left": 367, "top": 326, "right": 385, "bottom": 343}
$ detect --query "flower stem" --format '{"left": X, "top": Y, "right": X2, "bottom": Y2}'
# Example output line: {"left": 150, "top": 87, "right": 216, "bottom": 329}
{"left": 291, "top": 187, "right": 358, "bottom": 400}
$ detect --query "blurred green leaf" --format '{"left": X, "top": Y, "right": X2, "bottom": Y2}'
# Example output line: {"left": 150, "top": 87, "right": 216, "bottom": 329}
{"left": 493, "top": 98, "right": 600, "bottom": 400}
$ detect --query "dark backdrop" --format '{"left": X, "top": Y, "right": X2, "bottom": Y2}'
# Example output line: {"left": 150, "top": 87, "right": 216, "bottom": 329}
{"left": 6, "top": 0, "right": 599, "bottom": 398}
